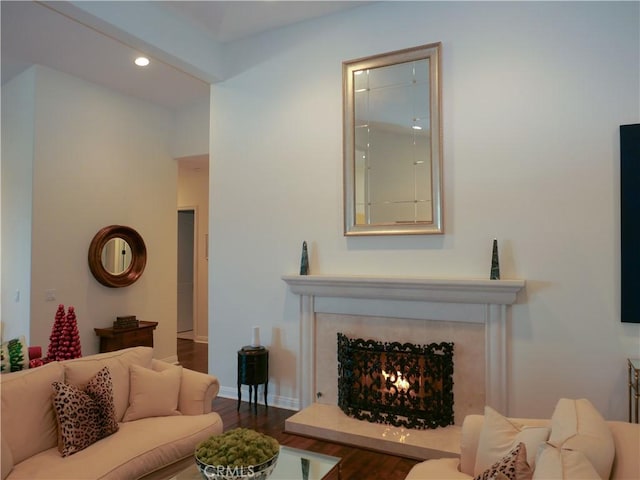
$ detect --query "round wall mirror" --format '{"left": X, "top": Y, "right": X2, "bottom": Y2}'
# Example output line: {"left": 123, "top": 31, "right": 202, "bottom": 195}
{"left": 88, "top": 225, "right": 146, "bottom": 288}
{"left": 101, "top": 237, "right": 133, "bottom": 275}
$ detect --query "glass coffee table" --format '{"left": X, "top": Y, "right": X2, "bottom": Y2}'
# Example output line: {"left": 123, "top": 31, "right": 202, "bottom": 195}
{"left": 173, "top": 445, "right": 341, "bottom": 480}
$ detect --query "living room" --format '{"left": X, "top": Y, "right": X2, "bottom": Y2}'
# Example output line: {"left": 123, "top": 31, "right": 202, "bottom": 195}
{"left": 2, "top": 0, "right": 638, "bottom": 449}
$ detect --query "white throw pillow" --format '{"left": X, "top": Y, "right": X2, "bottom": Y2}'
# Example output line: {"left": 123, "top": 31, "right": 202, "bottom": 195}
{"left": 548, "top": 398, "right": 614, "bottom": 480}
{"left": 474, "top": 406, "right": 550, "bottom": 476}
{"left": 122, "top": 364, "right": 182, "bottom": 422}
{"left": 533, "top": 442, "right": 600, "bottom": 479}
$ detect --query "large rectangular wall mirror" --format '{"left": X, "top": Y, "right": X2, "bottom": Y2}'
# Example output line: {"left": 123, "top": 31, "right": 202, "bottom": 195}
{"left": 343, "top": 42, "right": 443, "bottom": 236}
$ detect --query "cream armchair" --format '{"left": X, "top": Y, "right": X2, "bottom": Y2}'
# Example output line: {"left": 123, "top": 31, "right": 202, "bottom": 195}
{"left": 406, "top": 399, "right": 639, "bottom": 480}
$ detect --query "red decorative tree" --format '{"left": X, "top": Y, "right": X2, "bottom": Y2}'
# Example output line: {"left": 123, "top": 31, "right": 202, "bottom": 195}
{"left": 46, "top": 304, "right": 66, "bottom": 360}
{"left": 46, "top": 304, "right": 82, "bottom": 361}
{"left": 64, "top": 306, "right": 82, "bottom": 359}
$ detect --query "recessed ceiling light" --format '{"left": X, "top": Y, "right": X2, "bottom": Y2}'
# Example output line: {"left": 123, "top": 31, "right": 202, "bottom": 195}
{"left": 134, "top": 56, "right": 150, "bottom": 67}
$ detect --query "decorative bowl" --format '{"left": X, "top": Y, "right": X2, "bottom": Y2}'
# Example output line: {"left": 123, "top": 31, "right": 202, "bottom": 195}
{"left": 194, "top": 428, "right": 280, "bottom": 480}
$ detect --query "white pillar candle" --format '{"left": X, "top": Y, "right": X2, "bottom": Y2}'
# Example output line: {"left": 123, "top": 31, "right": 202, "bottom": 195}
{"left": 251, "top": 326, "right": 260, "bottom": 347}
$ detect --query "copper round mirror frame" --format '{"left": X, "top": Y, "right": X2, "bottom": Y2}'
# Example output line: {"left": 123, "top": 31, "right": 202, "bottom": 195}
{"left": 88, "top": 225, "right": 147, "bottom": 288}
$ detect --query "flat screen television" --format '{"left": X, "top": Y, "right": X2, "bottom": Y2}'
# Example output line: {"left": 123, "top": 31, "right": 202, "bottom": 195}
{"left": 620, "top": 123, "right": 640, "bottom": 323}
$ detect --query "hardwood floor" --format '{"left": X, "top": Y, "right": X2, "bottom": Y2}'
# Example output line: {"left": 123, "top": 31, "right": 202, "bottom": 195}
{"left": 177, "top": 338, "right": 208, "bottom": 373}
{"left": 177, "top": 339, "right": 420, "bottom": 479}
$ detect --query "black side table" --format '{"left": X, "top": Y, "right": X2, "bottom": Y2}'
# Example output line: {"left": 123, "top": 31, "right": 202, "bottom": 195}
{"left": 237, "top": 346, "right": 269, "bottom": 414}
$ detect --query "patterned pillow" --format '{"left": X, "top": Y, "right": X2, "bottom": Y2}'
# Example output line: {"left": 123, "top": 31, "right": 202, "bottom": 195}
{"left": 84, "top": 367, "right": 119, "bottom": 435}
{"left": 51, "top": 366, "right": 119, "bottom": 456}
{"left": 474, "top": 442, "right": 533, "bottom": 480}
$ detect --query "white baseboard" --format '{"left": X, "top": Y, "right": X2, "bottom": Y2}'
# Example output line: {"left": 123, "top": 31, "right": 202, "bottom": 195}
{"left": 217, "top": 385, "right": 299, "bottom": 411}
{"left": 161, "top": 354, "right": 179, "bottom": 365}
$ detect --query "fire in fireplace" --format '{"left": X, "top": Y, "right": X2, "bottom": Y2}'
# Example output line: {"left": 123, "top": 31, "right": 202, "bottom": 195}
{"left": 337, "top": 333, "right": 454, "bottom": 429}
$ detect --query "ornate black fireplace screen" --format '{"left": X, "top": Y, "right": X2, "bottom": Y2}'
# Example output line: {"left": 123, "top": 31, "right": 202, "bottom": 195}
{"left": 337, "top": 333, "right": 454, "bottom": 429}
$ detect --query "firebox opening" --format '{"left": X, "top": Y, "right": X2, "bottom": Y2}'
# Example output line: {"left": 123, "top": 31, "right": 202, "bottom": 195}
{"left": 337, "top": 333, "right": 454, "bottom": 429}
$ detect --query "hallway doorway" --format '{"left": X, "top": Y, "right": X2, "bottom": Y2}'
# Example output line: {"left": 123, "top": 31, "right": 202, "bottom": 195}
{"left": 177, "top": 209, "right": 195, "bottom": 339}
{"left": 177, "top": 154, "right": 209, "bottom": 344}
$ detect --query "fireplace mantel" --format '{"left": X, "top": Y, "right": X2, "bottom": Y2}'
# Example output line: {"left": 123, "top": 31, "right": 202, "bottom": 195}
{"left": 282, "top": 274, "right": 526, "bottom": 415}
{"left": 282, "top": 275, "right": 524, "bottom": 304}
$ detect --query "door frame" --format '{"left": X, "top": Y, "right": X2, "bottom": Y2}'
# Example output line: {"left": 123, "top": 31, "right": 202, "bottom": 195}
{"left": 178, "top": 206, "right": 199, "bottom": 339}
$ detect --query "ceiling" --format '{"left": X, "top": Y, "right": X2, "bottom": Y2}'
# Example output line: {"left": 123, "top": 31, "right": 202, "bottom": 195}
{"left": 162, "top": 1, "right": 366, "bottom": 44}
{"left": 1, "top": 1, "right": 367, "bottom": 111}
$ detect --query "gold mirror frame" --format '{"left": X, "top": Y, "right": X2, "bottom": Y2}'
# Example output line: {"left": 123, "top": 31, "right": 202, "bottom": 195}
{"left": 88, "top": 225, "right": 146, "bottom": 288}
{"left": 343, "top": 42, "right": 443, "bottom": 236}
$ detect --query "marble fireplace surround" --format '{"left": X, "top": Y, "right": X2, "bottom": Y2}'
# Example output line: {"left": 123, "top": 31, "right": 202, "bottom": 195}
{"left": 282, "top": 274, "right": 526, "bottom": 458}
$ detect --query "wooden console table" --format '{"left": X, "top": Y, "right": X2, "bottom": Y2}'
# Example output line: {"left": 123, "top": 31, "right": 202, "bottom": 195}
{"left": 94, "top": 321, "right": 158, "bottom": 353}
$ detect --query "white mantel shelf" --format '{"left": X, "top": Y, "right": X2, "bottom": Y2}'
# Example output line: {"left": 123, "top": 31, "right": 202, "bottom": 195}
{"left": 282, "top": 274, "right": 525, "bottom": 305}
{"left": 283, "top": 274, "right": 526, "bottom": 414}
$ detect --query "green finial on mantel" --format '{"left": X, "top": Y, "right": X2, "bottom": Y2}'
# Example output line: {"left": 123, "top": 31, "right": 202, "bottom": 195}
{"left": 490, "top": 238, "right": 500, "bottom": 280}
{"left": 300, "top": 241, "right": 309, "bottom": 275}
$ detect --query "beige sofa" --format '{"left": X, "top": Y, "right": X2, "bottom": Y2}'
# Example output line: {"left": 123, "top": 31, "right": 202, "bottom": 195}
{"left": 1, "top": 347, "right": 223, "bottom": 480}
{"left": 406, "top": 399, "right": 639, "bottom": 480}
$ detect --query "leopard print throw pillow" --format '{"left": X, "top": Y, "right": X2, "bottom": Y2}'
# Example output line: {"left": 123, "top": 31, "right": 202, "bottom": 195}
{"left": 84, "top": 366, "right": 119, "bottom": 435}
{"left": 474, "top": 442, "right": 533, "bottom": 480}
{"left": 52, "top": 366, "right": 119, "bottom": 457}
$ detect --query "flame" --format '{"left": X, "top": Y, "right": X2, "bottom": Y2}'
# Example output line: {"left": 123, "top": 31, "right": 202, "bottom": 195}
{"left": 382, "top": 370, "right": 410, "bottom": 393}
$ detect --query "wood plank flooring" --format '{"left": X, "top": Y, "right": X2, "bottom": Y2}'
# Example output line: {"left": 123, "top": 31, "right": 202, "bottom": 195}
{"left": 177, "top": 337, "right": 208, "bottom": 373}
{"left": 177, "top": 339, "right": 420, "bottom": 480}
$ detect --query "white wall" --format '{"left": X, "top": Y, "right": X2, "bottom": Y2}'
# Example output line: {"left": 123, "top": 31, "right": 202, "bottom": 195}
{"left": 1, "top": 68, "right": 35, "bottom": 342}
{"left": 6, "top": 65, "right": 179, "bottom": 361}
{"left": 171, "top": 101, "right": 210, "bottom": 158}
{"left": 210, "top": 2, "right": 640, "bottom": 418}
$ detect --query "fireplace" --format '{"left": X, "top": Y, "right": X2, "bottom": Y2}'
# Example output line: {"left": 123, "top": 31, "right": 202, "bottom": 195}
{"left": 282, "top": 274, "right": 525, "bottom": 459}
{"left": 337, "top": 333, "right": 454, "bottom": 429}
